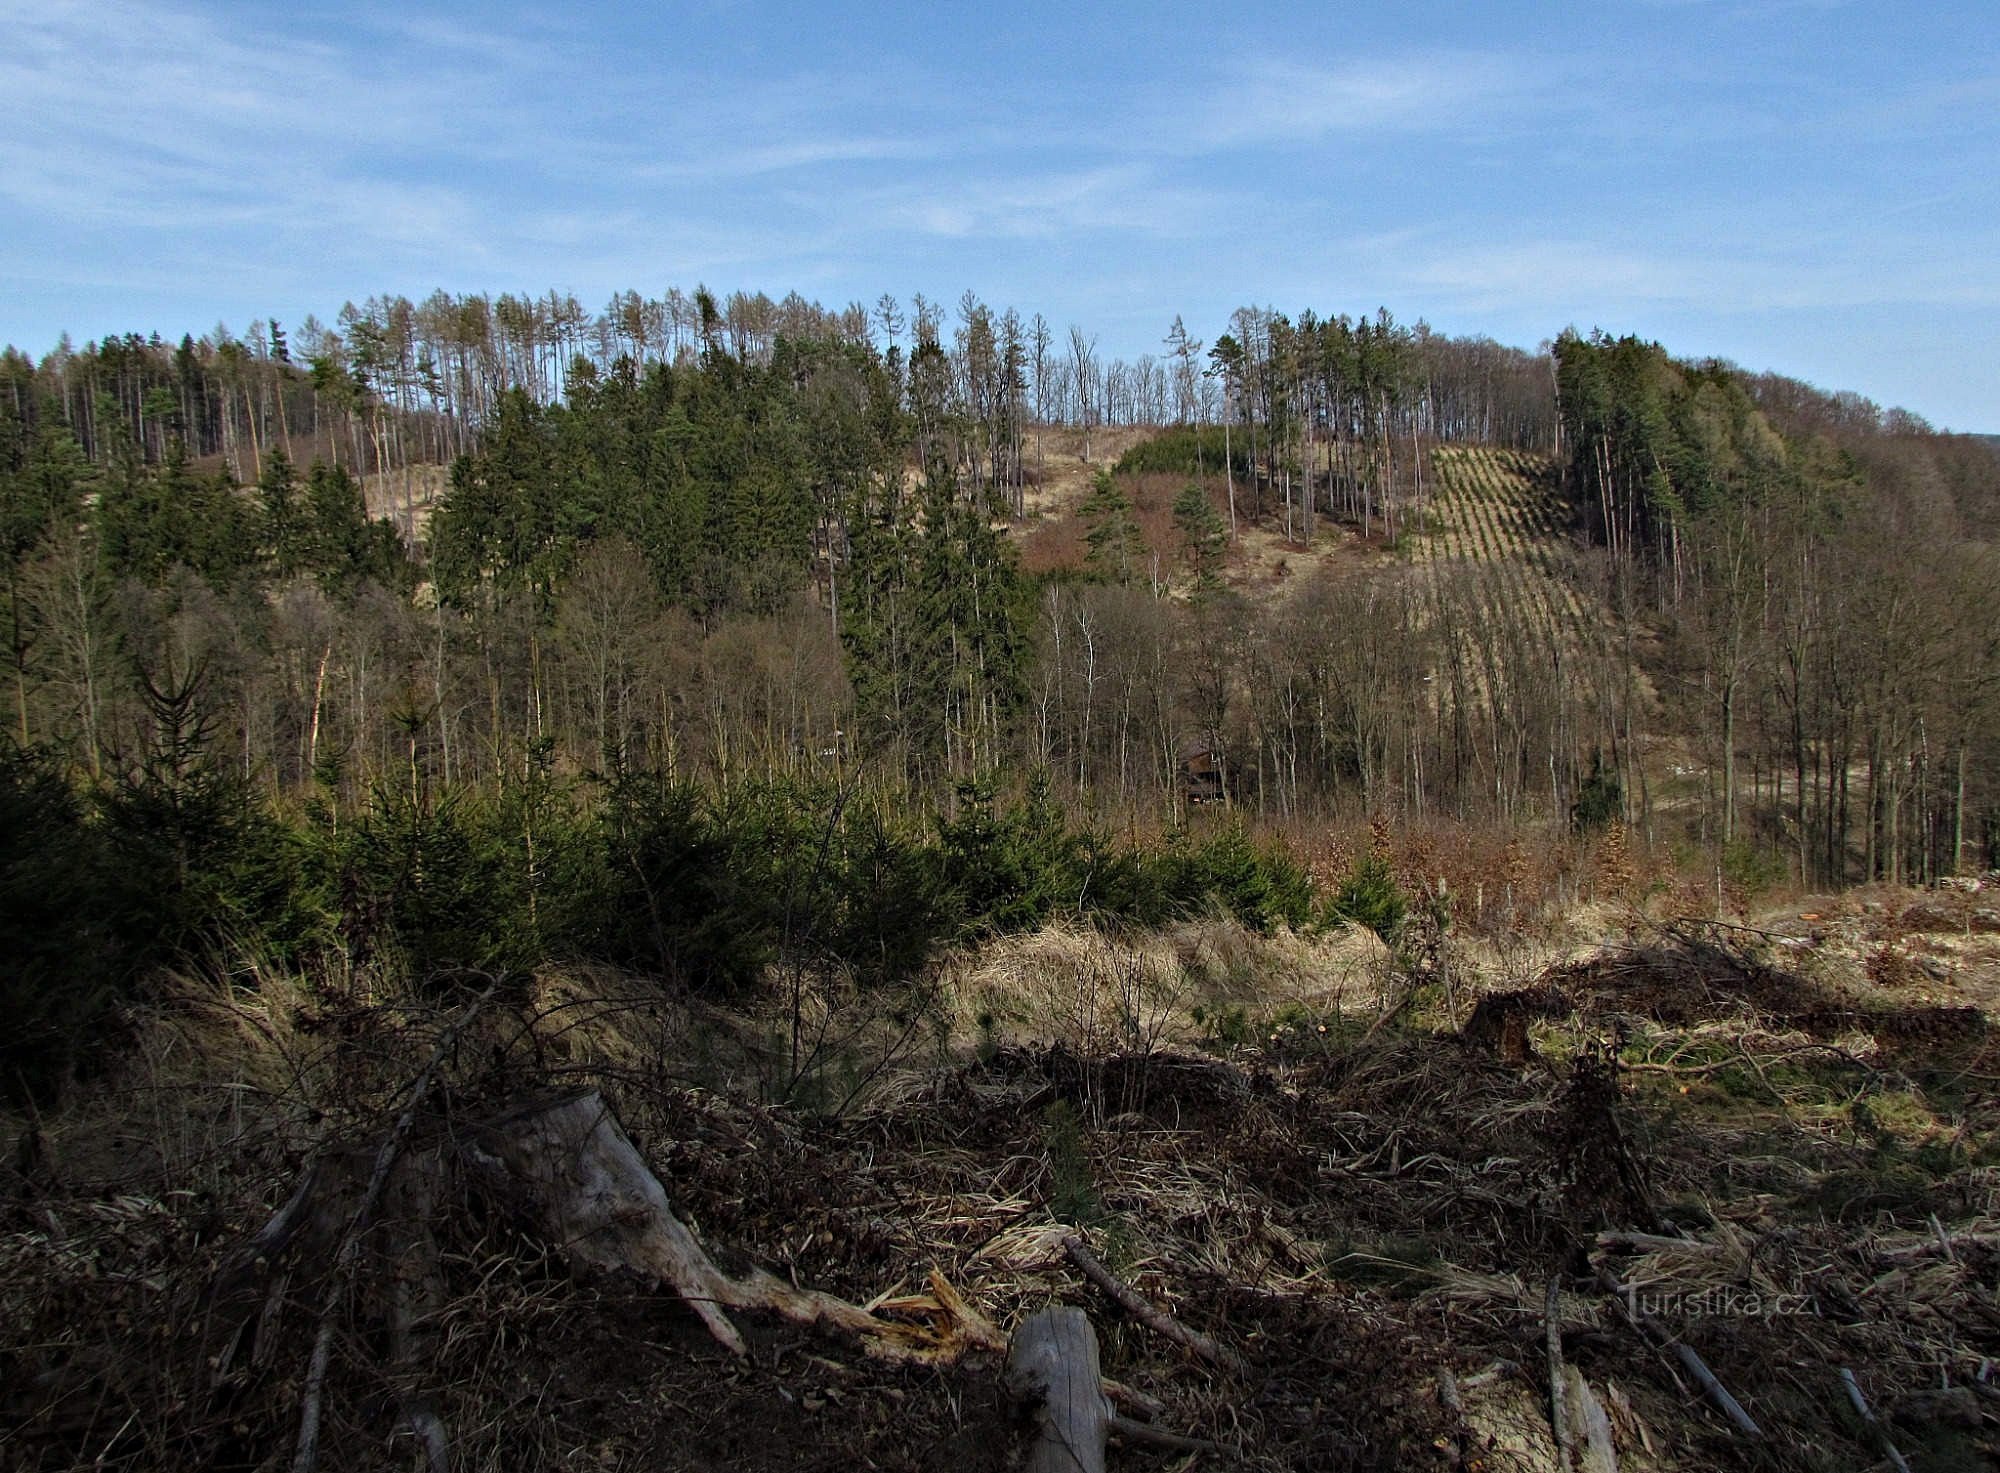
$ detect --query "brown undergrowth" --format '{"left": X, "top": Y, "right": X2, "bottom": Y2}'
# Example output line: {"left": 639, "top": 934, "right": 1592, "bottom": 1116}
{"left": 2, "top": 906, "right": 1997, "bottom": 1471}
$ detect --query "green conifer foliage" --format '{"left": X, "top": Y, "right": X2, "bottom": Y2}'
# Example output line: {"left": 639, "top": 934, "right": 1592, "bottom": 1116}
{"left": 259, "top": 449, "right": 307, "bottom": 579}
{"left": 1079, "top": 469, "right": 1141, "bottom": 585}
{"left": 1172, "top": 481, "right": 1227, "bottom": 592}
{"left": 0, "top": 744, "right": 127, "bottom": 1101}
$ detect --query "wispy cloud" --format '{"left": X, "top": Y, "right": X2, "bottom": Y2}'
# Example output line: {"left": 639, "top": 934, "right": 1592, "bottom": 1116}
{"left": 636, "top": 135, "right": 943, "bottom": 183}
{"left": 0, "top": 0, "right": 1993, "bottom": 429}
{"left": 856, "top": 165, "right": 1220, "bottom": 240}
{"left": 0, "top": 0, "right": 851, "bottom": 314}
{"left": 0, "top": 1, "right": 526, "bottom": 258}
{"left": 1194, "top": 51, "right": 1544, "bottom": 147}
{"left": 1380, "top": 233, "right": 2000, "bottom": 317}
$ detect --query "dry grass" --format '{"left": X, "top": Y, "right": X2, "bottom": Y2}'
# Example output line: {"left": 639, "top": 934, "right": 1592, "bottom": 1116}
{"left": 360, "top": 463, "right": 449, "bottom": 540}
{"left": 946, "top": 914, "right": 1392, "bottom": 1054}
{"left": 1019, "top": 424, "right": 1157, "bottom": 519}
{"left": 1015, "top": 460, "right": 1394, "bottom": 600}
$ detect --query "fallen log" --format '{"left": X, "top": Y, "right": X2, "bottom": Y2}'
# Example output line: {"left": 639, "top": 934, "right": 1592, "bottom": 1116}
{"left": 1100, "top": 1376, "right": 1166, "bottom": 1422}
{"left": 207, "top": 1157, "right": 325, "bottom": 1378}
{"left": 1007, "top": 1306, "right": 1111, "bottom": 1473}
{"left": 1062, "top": 1232, "right": 1249, "bottom": 1375}
{"left": 1873, "top": 1230, "right": 2000, "bottom": 1263}
{"left": 1562, "top": 1366, "right": 1619, "bottom": 1473}
{"left": 1596, "top": 1268, "right": 1761, "bottom": 1439}
{"left": 1109, "top": 1415, "right": 1221, "bottom": 1455}
{"left": 467, "top": 1089, "right": 1007, "bottom": 1365}
{"left": 1546, "top": 1275, "right": 1574, "bottom": 1472}
{"left": 1840, "top": 1368, "right": 1912, "bottom": 1473}
{"left": 381, "top": 1144, "right": 449, "bottom": 1473}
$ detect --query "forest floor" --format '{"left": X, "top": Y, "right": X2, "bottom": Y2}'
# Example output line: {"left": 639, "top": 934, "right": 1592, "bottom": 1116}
{"left": 360, "top": 462, "right": 449, "bottom": 542}
{"left": 1020, "top": 423, "right": 1157, "bottom": 519}
{"left": 4, "top": 884, "right": 1998, "bottom": 1471}
{"left": 1014, "top": 438, "right": 1595, "bottom": 608}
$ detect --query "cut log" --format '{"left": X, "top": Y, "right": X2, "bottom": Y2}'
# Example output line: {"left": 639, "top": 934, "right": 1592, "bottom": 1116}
{"left": 1007, "top": 1306, "right": 1111, "bottom": 1473}
{"left": 467, "top": 1090, "right": 1006, "bottom": 1365}
{"left": 1562, "top": 1366, "right": 1618, "bottom": 1473}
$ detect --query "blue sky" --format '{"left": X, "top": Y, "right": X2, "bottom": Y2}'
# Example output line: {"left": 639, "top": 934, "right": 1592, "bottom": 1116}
{"left": 2, "top": 0, "right": 1995, "bottom": 429}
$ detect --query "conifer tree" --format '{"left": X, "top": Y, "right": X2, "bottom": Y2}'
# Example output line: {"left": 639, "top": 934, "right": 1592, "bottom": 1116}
{"left": 1079, "top": 469, "right": 1141, "bottom": 585}
{"left": 258, "top": 449, "right": 307, "bottom": 579}
{"left": 305, "top": 460, "right": 372, "bottom": 590}
{"left": 1172, "top": 481, "right": 1227, "bottom": 594}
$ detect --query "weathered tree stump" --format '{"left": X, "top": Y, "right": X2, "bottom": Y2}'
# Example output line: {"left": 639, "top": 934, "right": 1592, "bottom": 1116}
{"left": 207, "top": 1086, "right": 1011, "bottom": 1471}
{"left": 468, "top": 1091, "right": 750, "bottom": 1352}
{"left": 1007, "top": 1306, "right": 1110, "bottom": 1473}
{"left": 215, "top": 1089, "right": 1004, "bottom": 1379}
{"left": 467, "top": 1090, "right": 1006, "bottom": 1364}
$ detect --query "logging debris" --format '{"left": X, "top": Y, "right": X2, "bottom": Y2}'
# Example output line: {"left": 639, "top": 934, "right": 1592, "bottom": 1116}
{"left": 4, "top": 915, "right": 1998, "bottom": 1471}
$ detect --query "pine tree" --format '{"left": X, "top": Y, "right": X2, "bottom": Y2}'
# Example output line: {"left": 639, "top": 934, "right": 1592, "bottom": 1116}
{"left": 259, "top": 449, "right": 307, "bottom": 578}
{"left": 1079, "top": 469, "right": 1141, "bottom": 585}
{"left": 3, "top": 414, "right": 95, "bottom": 737}
{"left": 306, "top": 460, "right": 371, "bottom": 590}
{"left": 1172, "top": 481, "right": 1226, "bottom": 594}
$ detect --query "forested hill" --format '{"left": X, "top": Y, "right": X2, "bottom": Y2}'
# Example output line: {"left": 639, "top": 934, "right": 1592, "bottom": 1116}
{"left": 2, "top": 289, "right": 1998, "bottom": 1099}
{"left": 2, "top": 288, "right": 1993, "bottom": 818}
{"left": 2, "top": 287, "right": 1991, "bottom": 784}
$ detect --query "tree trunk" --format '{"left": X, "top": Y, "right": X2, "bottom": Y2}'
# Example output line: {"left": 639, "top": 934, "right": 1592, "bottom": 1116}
{"left": 244, "top": 382, "right": 263, "bottom": 480}
{"left": 1721, "top": 674, "right": 1737, "bottom": 846}
{"left": 1223, "top": 409, "right": 1236, "bottom": 535}
{"left": 210, "top": 1084, "right": 1009, "bottom": 1471}
{"left": 1952, "top": 748, "right": 1968, "bottom": 872}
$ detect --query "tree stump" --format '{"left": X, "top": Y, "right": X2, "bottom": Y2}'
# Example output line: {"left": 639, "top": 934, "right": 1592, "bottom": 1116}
{"left": 1007, "top": 1306, "right": 1110, "bottom": 1473}
{"left": 466, "top": 1090, "right": 1006, "bottom": 1363}
{"left": 208, "top": 1087, "right": 1010, "bottom": 1469}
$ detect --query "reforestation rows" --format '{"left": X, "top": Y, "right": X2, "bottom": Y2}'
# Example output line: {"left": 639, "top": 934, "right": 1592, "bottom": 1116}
{"left": 1422, "top": 448, "right": 1606, "bottom": 687}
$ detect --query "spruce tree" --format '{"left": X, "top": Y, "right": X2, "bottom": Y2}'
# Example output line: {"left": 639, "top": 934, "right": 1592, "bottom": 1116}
{"left": 259, "top": 449, "right": 307, "bottom": 579}
{"left": 305, "top": 460, "right": 372, "bottom": 591}
{"left": 1079, "top": 469, "right": 1141, "bottom": 585}
{"left": 1172, "top": 481, "right": 1227, "bottom": 594}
